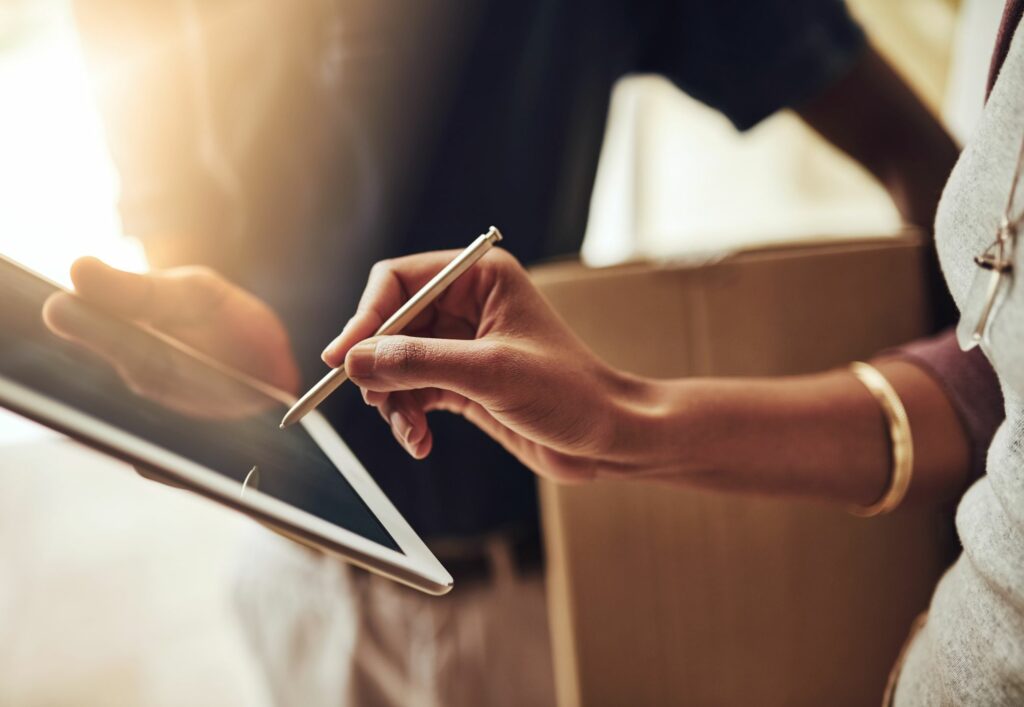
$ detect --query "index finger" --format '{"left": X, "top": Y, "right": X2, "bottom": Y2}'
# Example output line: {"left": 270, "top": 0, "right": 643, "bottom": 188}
{"left": 320, "top": 249, "right": 496, "bottom": 367}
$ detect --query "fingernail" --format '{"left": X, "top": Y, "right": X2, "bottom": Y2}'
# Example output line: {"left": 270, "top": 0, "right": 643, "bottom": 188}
{"left": 321, "top": 341, "right": 340, "bottom": 364}
{"left": 388, "top": 411, "right": 414, "bottom": 450}
{"left": 321, "top": 319, "right": 355, "bottom": 363}
{"left": 345, "top": 340, "right": 377, "bottom": 379}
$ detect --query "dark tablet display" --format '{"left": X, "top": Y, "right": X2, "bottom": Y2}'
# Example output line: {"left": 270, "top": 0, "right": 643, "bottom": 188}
{"left": 0, "top": 256, "right": 400, "bottom": 552}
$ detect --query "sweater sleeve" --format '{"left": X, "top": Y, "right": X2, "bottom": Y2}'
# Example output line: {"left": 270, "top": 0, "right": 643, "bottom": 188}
{"left": 888, "top": 329, "right": 1004, "bottom": 481}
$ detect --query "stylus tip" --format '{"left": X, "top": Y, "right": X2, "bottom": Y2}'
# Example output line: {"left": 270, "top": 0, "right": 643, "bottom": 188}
{"left": 279, "top": 403, "right": 306, "bottom": 429}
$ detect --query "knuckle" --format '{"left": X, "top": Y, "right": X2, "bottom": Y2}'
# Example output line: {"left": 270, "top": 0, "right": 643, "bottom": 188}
{"left": 486, "top": 250, "right": 529, "bottom": 293}
{"left": 380, "top": 338, "right": 424, "bottom": 377}
{"left": 491, "top": 248, "right": 523, "bottom": 275}
{"left": 179, "top": 266, "right": 228, "bottom": 301}
{"left": 349, "top": 309, "right": 376, "bottom": 331}
{"left": 474, "top": 341, "right": 526, "bottom": 391}
{"left": 492, "top": 342, "right": 527, "bottom": 380}
{"left": 182, "top": 265, "right": 220, "bottom": 288}
{"left": 477, "top": 340, "right": 509, "bottom": 368}
{"left": 368, "top": 259, "right": 394, "bottom": 281}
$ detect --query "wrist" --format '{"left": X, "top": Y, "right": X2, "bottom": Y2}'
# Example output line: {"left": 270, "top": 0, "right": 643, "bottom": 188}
{"left": 603, "top": 371, "right": 707, "bottom": 479}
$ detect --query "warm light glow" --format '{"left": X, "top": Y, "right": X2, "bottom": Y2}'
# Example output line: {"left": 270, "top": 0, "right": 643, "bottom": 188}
{"left": 0, "top": 3, "right": 146, "bottom": 441}
{"left": 0, "top": 6, "right": 146, "bottom": 286}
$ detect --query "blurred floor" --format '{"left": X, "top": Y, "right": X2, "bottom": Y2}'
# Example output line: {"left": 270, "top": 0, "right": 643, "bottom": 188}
{"left": 0, "top": 410, "right": 271, "bottom": 707}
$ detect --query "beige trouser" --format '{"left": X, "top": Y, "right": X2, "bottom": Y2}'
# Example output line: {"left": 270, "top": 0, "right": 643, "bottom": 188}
{"left": 233, "top": 528, "right": 555, "bottom": 707}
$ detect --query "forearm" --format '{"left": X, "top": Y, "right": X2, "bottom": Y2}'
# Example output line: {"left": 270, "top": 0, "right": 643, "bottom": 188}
{"left": 614, "top": 358, "right": 969, "bottom": 509}
{"left": 796, "top": 45, "right": 958, "bottom": 229}
{"left": 796, "top": 45, "right": 960, "bottom": 328}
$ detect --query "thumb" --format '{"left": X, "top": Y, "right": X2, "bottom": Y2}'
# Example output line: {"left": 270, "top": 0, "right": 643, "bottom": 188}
{"left": 70, "top": 257, "right": 156, "bottom": 317}
{"left": 70, "top": 257, "right": 225, "bottom": 326}
{"left": 345, "top": 335, "right": 506, "bottom": 401}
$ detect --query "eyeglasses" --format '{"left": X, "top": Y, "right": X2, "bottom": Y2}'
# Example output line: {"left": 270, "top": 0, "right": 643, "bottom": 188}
{"left": 958, "top": 132, "right": 1024, "bottom": 394}
{"left": 959, "top": 215, "right": 1016, "bottom": 347}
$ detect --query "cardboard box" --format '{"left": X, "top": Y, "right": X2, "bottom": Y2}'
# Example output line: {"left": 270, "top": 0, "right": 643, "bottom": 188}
{"left": 530, "top": 235, "right": 954, "bottom": 707}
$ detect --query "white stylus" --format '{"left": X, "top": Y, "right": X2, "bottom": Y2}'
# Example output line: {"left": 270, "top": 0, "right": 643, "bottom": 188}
{"left": 279, "top": 226, "right": 503, "bottom": 429}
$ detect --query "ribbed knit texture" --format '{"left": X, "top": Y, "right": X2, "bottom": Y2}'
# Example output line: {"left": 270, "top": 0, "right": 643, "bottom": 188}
{"left": 893, "top": 19, "right": 1024, "bottom": 706}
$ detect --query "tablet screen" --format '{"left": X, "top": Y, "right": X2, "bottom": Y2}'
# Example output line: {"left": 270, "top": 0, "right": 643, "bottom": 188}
{"left": 0, "top": 257, "right": 400, "bottom": 552}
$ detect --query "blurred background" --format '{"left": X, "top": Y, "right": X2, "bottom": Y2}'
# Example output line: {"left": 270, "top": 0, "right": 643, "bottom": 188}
{"left": 0, "top": 0, "right": 1002, "bottom": 704}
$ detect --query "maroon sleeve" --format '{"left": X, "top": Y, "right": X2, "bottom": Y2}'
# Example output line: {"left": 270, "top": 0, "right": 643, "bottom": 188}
{"left": 888, "top": 329, "right": 1004, "bottom": 480}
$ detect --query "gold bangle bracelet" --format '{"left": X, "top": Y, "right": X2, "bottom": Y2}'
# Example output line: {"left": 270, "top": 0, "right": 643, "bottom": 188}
{"left": 847, "top": 361, "right": 913, "bottom": 518}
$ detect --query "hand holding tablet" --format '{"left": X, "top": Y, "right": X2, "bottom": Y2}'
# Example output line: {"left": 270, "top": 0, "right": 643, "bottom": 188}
{"left": 0, "top": 224, "right": 643, "bottom": 592}
{"left": 0, "top": 254, "right": 452, "bottom": 594}
{"left": 43, "top": 257, "right": 301, "bottom": 418}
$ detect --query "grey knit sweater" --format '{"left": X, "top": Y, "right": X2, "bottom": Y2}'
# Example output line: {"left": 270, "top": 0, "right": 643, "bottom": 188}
{"left": 892, "top": 21, "right": 1024, "bottom": 707}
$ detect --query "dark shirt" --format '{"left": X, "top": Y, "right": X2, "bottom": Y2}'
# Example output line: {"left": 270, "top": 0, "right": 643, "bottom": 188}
{"left": 76, "top": 0, "right": 865, "bottom": 540}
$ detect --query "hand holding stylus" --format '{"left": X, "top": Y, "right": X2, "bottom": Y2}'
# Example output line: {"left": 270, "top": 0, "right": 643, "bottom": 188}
{"left": 280, "top": 227, "right": 504, "bottom": 428}
{"left": 319, "top": 242, "right": 655, "bottom": 482}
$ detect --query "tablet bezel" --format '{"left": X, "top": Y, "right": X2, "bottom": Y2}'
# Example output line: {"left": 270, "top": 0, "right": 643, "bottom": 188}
{"left": 0, "top": 256, "right": 452, "bottom": 595}
{"left": 0, "top": 376, "right": 453, "bottom": 594}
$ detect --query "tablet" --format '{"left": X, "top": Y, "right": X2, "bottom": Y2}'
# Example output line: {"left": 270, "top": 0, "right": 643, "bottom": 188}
{"left": 0, "top": 254, "right": 452, "bottom": 595}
